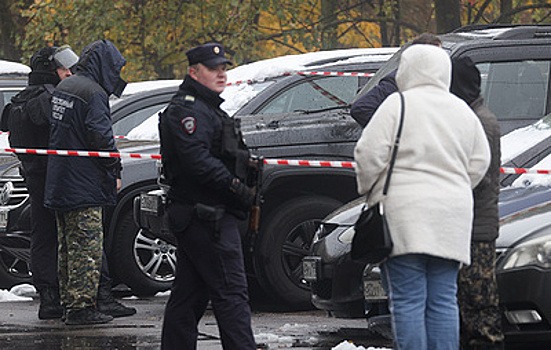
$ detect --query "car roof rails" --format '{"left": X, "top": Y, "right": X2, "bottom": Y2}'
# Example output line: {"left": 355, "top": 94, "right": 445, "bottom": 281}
{"left": 451, "top": 24, "right": 551, "bottom": 40}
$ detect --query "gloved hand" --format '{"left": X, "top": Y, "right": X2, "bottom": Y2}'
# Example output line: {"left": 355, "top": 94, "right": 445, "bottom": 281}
{"left": 230, "top": 178, "right": 256, "bottom": 208}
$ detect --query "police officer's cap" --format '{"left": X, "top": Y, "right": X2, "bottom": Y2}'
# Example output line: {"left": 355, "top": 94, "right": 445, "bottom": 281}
{"left": 186, "top": 43, "right": 233, "bottom": 67}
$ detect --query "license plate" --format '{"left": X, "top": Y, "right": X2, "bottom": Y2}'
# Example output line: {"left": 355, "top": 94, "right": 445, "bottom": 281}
{"left": 302, "top": 256, "right": 322, "bottom": 282}
{"left": 363, "top": 279, "right": 387, "bottom": 301}
{"left": 140, "top": 194, "right": 161, "bottom": 215}
{"left": 0, "top": 210, "right": 7, "bottom": 229}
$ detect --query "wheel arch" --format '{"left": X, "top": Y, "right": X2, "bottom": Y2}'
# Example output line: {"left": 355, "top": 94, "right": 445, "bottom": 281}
{"left": 260, "top": 166, "right": 358, "bottom": 216}
{"left": 104, "top": 180, "right": 159, "bottom": 256}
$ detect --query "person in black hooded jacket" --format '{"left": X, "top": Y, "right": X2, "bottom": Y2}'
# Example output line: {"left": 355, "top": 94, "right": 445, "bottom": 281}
{"left": 44, "top": 40, "right": 129, "bottom": 325}
{"left": 451, "top": 56, "right": 504, "bottom": 350}
{"left": 0, "top": 46, "right": 77, "bottom": 320}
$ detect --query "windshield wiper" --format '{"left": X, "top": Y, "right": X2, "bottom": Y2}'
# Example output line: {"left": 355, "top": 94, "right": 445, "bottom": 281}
{"left": 293, "top": 104, "right": 351, "bottom": 114}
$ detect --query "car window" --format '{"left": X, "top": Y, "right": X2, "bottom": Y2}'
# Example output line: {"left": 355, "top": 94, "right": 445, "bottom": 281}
{"left": 257, "top": 76, "right": 359, "bottom": 114}
{"left": 477, "top": 60, "right": 549, "bottom": 121}
{"left": 1, "top": 90, "right": 22, "bottom": 110}
{"left": 112, "top": 104, "right": 166, "bottom": 136}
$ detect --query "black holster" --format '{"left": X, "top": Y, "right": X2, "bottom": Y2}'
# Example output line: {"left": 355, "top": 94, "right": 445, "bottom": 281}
{"left": 194, "top": 203, "right": 225, "bottom": 240}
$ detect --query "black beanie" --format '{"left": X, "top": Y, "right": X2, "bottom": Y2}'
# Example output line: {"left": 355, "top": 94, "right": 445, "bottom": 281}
{"left": 28, "top": 46, "right": 61, "bottom": 86}
{"left": 450, "top": 56, "right": 481, "bottom": 105}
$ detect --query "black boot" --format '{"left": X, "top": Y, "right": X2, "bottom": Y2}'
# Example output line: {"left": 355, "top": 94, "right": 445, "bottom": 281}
{"left": 97, "top": 281, "right": 137, "bottom": 318}
{"left": 65, "top": 307, "right": 113, "bottom": 325}
{"left": 38, "top": 287, "right": 64, "bottom": 320}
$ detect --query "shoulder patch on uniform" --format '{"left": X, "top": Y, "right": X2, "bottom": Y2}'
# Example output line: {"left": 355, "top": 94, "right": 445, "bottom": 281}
{"left": 181, "top": 116, "right": 197, "bottom": 135}
{"left": 185, "top": 95, "right": 195, "bottom": 102}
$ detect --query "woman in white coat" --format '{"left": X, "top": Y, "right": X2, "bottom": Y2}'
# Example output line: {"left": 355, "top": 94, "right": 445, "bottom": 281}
{"left": 354, "top": 44, "right": 491, "bottom": 350}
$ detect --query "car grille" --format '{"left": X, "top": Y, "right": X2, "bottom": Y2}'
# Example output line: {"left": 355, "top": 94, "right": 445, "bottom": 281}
{"left": 0, "top": 175, "right": 28, "bottom": 209}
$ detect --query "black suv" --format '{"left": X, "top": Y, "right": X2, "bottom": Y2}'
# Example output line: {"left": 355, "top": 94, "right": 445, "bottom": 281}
{"left": 135, "top": 49, "right": 396, "bottom": 308}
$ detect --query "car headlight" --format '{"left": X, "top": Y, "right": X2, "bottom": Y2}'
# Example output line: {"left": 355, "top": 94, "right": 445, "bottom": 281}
{"left": 338, "top": 226, "right": 355, "bottom": 244}
{"left": 500, "top": 235, "right": 551, "bottom": 271}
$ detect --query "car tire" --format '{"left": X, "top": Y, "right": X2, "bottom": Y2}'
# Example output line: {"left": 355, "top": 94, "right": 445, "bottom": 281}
{"left": 255, "top": 195, "right": 343, "bottom": 309}
{"left": 0, "top": 251, "right": 32, "bottom": 289}
{"left": 111, "top": 209, "right": 175, "bottom": 296}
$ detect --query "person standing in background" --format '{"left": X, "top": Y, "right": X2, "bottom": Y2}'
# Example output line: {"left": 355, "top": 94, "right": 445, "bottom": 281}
{"left": 350, "top": 33, "right": 442, "bottom": 127}
{"left": 1, "top": 45, "right": 78, "bottom": 319}
{"left": 451, "top": 56, "right": 505, "bottom": 350}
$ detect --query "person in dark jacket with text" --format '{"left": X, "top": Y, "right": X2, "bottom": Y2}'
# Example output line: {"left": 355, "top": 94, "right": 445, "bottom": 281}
{"left": 44, "top": 40, "right": 128, "bottom": 325}
{"left": 160, "top": 43, "right": 258, "bottom": 350}
{"left": 1, "top": 45, "right": 77, "bottom": 319}
{"left": 452, "top": 56, "right": 505, "bottom": 350}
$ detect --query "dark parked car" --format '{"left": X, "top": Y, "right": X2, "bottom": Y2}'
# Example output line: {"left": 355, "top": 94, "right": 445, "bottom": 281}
{"left": 304, "top": 181, "right": 551, "bottom": 343}
{"left": 251, "top": 24, "right": 551, "bottom": 307}
{"left": 135, "top": 48, "right": 398, "bottom": 307}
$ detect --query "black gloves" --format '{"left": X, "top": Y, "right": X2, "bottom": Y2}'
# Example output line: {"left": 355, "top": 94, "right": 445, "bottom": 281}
{"left": 230, "top": 178, "right": 255, "bottom": 208}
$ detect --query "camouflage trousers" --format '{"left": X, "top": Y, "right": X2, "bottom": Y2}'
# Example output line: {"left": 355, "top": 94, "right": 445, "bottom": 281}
{"left": 56, "top": 207, "right": 103, "bottom": 310}
{"left": 458, "top": 240, "right": 505, "bottom": 347}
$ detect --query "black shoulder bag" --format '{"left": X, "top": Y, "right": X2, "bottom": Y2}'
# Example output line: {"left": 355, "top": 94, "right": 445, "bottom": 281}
{"left": 351, "top": 92, "right": 405, "bottom": 263}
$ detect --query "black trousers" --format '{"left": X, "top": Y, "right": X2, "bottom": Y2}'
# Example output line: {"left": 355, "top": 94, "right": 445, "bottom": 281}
{"left": 27, "top": 173, "right": 58, "bottom": 292}
{"left": 161, "top": 203, "right": 256, "bottom": 350}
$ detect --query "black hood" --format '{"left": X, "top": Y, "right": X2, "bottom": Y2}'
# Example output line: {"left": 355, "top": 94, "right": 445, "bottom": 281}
{"left": 450, "top": 56, "right": 481, "bottom": 105}
{"left": 75, "top": 40, "right": 126, "bottom": 96}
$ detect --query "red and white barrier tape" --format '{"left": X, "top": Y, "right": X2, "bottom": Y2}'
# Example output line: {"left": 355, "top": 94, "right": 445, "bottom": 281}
{"left": 1, "top": 148, "right": 161, "bottom": 160}
{"left": 0, "top": 149, "right": 549, "bottom": 175}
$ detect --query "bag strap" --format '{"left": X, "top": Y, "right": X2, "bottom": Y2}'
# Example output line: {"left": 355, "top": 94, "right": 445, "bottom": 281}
{"left": 382, "top": 91, "right": 405, "bottom": 195}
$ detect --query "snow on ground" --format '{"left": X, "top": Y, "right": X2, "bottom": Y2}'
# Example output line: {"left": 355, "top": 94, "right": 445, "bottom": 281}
{"left": 0, "top": 284, "right": 35, "bottom": 302}
{"left": 332, "top": 340, "right": 390, "bottom": 350}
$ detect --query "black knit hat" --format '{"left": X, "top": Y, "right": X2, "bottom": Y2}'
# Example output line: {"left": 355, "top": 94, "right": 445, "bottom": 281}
{"left": 28, "top": 46, "right": 61, "bottom": 86}
{"left": 450, "top": 56, "right": 481, "bottom": 105}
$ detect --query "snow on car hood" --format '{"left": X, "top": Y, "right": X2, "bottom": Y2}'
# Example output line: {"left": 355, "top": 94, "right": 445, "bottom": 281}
{"left": 502, "top": 114, "right": 551, "bottom": 188}
{"left": 0, "top": 59, "right": 30, "bottom": 75}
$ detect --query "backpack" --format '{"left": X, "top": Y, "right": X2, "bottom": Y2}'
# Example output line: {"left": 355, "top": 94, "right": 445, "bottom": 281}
{"left": 2, "top": 85, "right": 54, "bottom": 149}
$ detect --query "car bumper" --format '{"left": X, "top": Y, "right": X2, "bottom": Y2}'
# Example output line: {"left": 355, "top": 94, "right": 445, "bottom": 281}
{"left": 305, "top": 255, "right": 365, "bottom": 318}
{"left": 497, "top": 266, "right": 551, "bottom": 342}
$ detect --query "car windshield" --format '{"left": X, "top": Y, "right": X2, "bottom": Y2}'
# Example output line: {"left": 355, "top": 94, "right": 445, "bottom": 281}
{"left": 123, "top": 78, "right": 278, "bottom": 141}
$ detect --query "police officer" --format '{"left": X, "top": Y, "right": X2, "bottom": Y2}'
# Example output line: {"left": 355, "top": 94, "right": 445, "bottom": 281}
{"left": 160, "top": 43, "right": 257, "bottom": 350}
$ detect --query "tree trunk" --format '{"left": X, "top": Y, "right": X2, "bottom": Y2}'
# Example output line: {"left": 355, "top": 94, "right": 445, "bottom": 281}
{"left": 434, "top": 0, "right": 461, "bottom": 34}
{"left": 0, "top": 0, "right": 22, "bottom": 61}
{"left": 321, "top": 0, "right": 338, "bottom": 49}
{"left": 499, "top": 0, "right": 513, "bottom": 23}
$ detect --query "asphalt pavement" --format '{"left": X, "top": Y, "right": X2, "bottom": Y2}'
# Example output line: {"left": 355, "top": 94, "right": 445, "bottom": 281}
{"left": 0, "top": 293, "right": 391, "bottom": 349}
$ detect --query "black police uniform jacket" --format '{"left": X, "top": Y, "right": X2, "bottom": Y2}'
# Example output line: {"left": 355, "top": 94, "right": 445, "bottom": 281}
{"left": 44, "top": 40, "right": 124, "bottom": 212}
{"left": 159, "top": 75, "right": 250, "bottom": 218}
